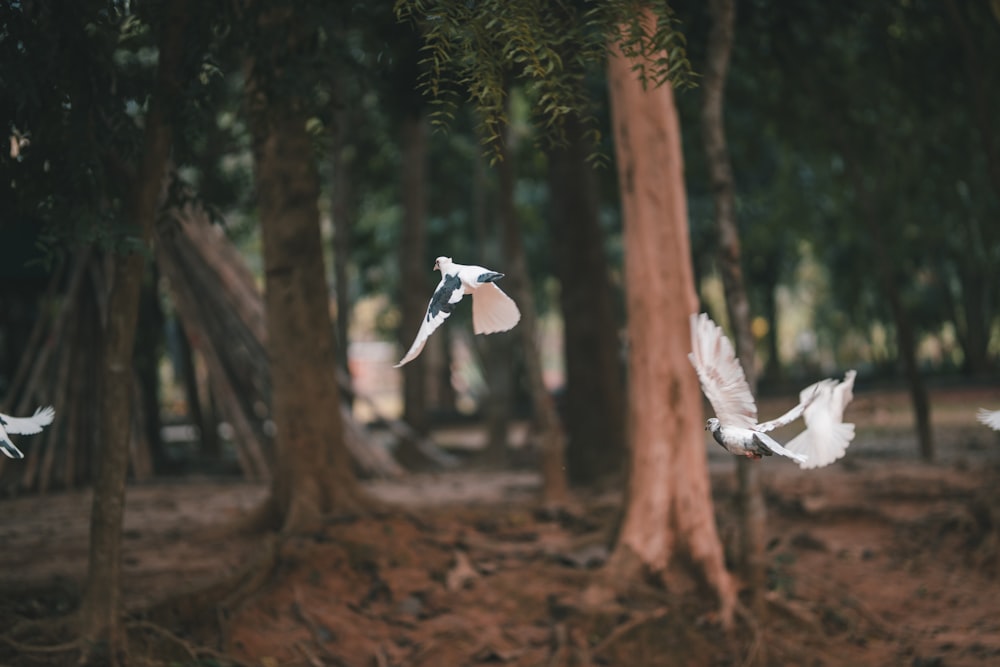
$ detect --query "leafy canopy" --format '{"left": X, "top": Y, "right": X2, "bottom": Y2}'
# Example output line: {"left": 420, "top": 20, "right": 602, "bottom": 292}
{"left": 394, "top": 0, "right": 696, "bottom": 157}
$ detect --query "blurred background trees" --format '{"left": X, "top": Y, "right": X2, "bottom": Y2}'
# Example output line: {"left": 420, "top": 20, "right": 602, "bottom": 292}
{"left": 0, "top": 0, "right": 998, "bottom": 655}
{"left": 3, "top": 0, "right": 996, "bottom": 492}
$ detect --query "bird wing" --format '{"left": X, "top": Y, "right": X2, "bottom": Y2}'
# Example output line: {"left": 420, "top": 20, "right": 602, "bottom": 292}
{"left": 0, "top": 405, "right": 55, "bottom": 435}
{"left": 395, "top": 274, "right": 466, "bottom": 368}
{"left": 755, "top": 381, "right": 824, "bottom": 433}
{"left": 471, "top": 283, "right": 521, "bottom": 335}
{"left": 785, "top": 370, "right": 857, "bottom": 469}
{"left": 753, "top": 431, "right": 808, "bottom": 464}
{"left": 977, "top": 408, "right": 1000, "bottom": 431}
{"left": 688, "top": 313, "right": 758, "bottom": 430}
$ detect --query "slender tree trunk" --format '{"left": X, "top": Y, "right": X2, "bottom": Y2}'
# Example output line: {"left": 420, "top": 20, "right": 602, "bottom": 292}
{"left": 495, "top": 132, "right": 570, "bottom": 505}
{"left": 246, "top": 7, "right": 366, "bottom": 533}
{"left": 398, "top": 113, "right": 431, "bottom": 464}
{"left": 478, "top": 331, "right": 515, "bottom": 467}
{"left": 548, "top": 114, "right": 625, "bottom": 488}
{"left": 761, "top": 280, "right": 781, "bottom": 383}
{"left": 956, "top": 263, "right": 991, "bottom": 376}
{"left": 330, "top": 98, "right": 354, "bottom": 391}
{"left": 425, "top": 328, "right": 456, "bottom": 413}
{"left": 135, "top": 267, "right": 165, "bottom": 473}
{"left": 837, "top": 137, "right": 935, "bottom": 461}
{"left": 882, "top": 267, "right": 934, "bottom": 460}
{"left": 77, "top": 0, "right": 189, "bottom": 657}
{"left": 173, "top": 319, "right": 219, "bottom": 461}
{"left": 601, "top": 13, "right": 736, "bottom": 626}
{"left": 701, "top": 0, "right": 768, "bottom": 620}
{"left": 471, "top": 147, "right": 514, "bottom": 464}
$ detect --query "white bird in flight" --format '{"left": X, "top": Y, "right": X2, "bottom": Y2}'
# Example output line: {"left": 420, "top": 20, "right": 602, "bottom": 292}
{"left": 0, "top": 406, "right": 56, "bottom": 459}
{"left": 783, "top": 370, "right": 857, "bottom": 469}
{"left": 978, "top": 409, "right": 1000, "bottom": 431}
{"left": 395, "top": 257, "right": 521, "bottom": 368}
{"left": 688, "top": 313, "right": 856, "bottom": 468}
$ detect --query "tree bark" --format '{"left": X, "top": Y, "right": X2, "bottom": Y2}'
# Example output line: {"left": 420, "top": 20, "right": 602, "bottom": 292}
{"left": 246, "top": 7, "right": 366, "bottom": 532}
{"left": 330, "top": 99, "right": 355, "bottom": 388}
{"left": 701, "top": 0, "right": 768, "bottom": 617}
{"left": 77, "top": 0, "right": 189, "bottom": 657}
{"left": 601, "top": 12, "right": 736, "bottom": 626}
{"left": 396, "top": 113, "right": 433, "bottom": 468}
{"left": 548, "top": 114, "right": 625, "bottom": 488}
{"left": 173, "top": 317, "right": 220, "bottom": 462}
{"left": 496, "top": 132, "right": 570, "bottom": 505}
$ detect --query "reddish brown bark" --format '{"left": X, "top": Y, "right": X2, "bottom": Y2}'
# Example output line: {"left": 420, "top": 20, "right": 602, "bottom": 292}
{"left": 601, "top": 11, "right": 735, "bottom": 625}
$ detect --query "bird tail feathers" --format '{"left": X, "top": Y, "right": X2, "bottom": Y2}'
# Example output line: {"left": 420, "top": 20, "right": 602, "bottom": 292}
{"left": 786, "top": 422, "right": 854, "bottom": 470}
{"left": 0, "top": 440, "right": 24, "bottom": 459}
{"left": 755, "top": 431, "right": 808, "bottom": 464}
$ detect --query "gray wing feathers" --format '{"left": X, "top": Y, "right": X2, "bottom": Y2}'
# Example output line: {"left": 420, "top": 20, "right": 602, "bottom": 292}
{"left": 754, "top": 431, "right": 808, "bottom": 464}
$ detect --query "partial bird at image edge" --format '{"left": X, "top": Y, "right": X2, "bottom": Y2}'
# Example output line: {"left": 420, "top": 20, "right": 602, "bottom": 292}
{"left": 0, "top": 405, "right": 56, "bottom": 459}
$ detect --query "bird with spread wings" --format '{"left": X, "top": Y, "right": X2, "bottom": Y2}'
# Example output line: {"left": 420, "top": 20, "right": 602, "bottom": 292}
{"left": 688, "top": 312, "right": 857, "bottom": 468}
{"left": 395, "top": 256, "right": 521, "bottom": 368}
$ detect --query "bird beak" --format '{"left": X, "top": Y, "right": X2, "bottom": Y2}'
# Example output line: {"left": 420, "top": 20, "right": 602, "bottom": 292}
{"left": 433, "top": 260, "right": 439, "bottom": 270}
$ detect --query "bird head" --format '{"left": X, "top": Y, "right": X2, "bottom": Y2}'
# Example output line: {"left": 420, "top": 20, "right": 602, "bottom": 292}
{"left": 433, "top": 256, "right": 453, "bottom": 272}
{"left": 705, "top": 417, "right": 721, "bottom": 432}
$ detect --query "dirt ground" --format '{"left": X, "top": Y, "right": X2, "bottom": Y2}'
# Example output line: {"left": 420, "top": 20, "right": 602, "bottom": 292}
{"left": 1, "top": 384, "right": 1000, "bottom": 666}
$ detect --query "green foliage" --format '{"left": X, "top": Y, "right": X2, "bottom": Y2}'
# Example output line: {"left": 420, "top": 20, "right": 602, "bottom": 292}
{"left": 394, "top": 0, "right": 695, "bottom": 157}
{"left": 0, "top": 0, "right": 220, "bottom": 259}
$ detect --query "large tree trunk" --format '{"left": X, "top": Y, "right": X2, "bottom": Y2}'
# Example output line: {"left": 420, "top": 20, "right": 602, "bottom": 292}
{"left": 496, "top": 132, "right": 570, "bottom": 506}
{"left": 77, "top": 0, "right": 189, "bottom": 658}
{"left": 601, "top": 12, "right": 736, "bottom": 626}
{"left": 548, "top": 114, "right": 625, "bottom": 488}
{"left": 701, "top": 0, "right": 768, "bottom": 617}
{"left": 246, "top": 7, "right": 367, "bottom": 533}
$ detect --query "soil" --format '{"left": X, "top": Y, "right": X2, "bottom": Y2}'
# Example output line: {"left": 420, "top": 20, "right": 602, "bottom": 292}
{"left": 1, "top": 384, "right": 1000, "bottom": 667}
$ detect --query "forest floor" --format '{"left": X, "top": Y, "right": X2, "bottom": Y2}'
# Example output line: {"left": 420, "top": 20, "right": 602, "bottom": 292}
{"left": 1, "top": 384, "right": 1000, "bottom": 666}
